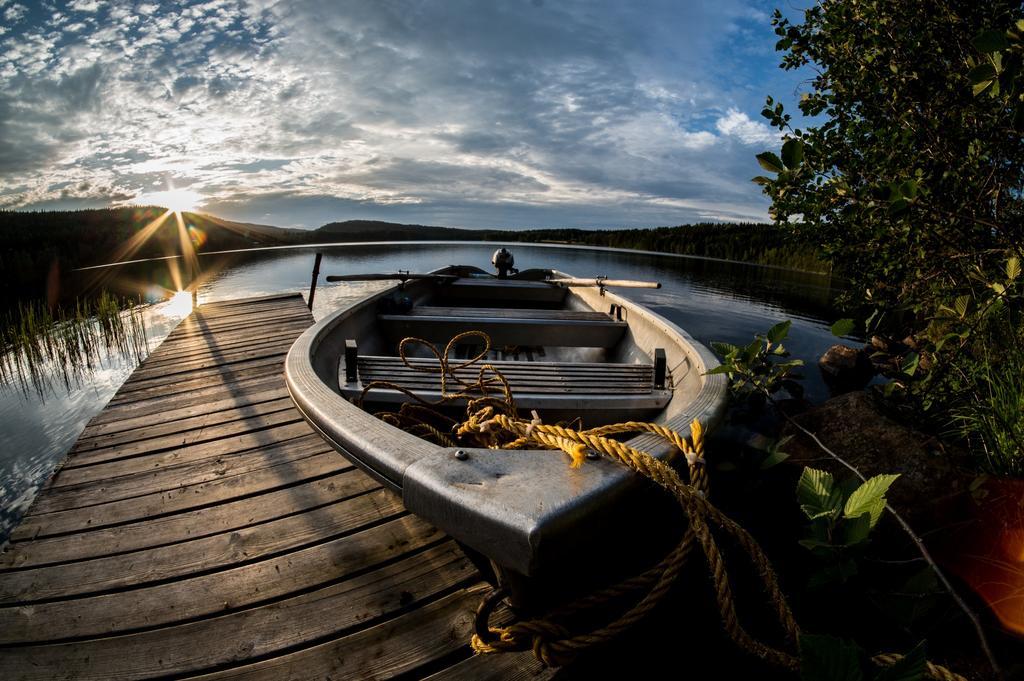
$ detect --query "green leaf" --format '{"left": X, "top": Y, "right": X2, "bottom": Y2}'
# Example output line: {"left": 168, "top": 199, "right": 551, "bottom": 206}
{"left": 899, "top": 179, "right": 918, "bottom": 200}
{"left": 874, "top": 641, "right": 927, "bottom": 681}
{"left": 743, "top": 337, "right": 763, "bottom": 361}
{"left": 751, "top": 175, "right": 773, "bottom": 186}
{"left": 973, "top": 79, "right": 995, "bottom": 96}
{"left": 1007, "top": 256, "right": 1020, "bottom": 280}
{"left": 756, "top": 151, "right": 785, "bottom": 173}
{"left": 799, "top": 634, "right": 865, "bottom": 681}
{"left": 954, "top": 295, "right": 970, "bottom": 317}
{"left": 767, "top": 319, "right": 792, "bottom": 343}
{"left": 967, "top": 63, "right": 997, "bottom": 83}
{"left": 973, "top": 30, "right": 1010, "bottom": 53}
{"left": 841, "top": 512, "right": 872, "bottom": 546}
{"left": 901, "top": 352, "right": 920, "bottom": 377}
{"left": 710, "top": 341, "right": 739, "bottom": 357}
{"left": 760, "top": 450, "right": 790, "bottom": 469}
{"left": 704, "top": 365, "right": 732, "bottom": 376}
{"left": 844, "top": 473, "right": 899, "bottom": 528}
{"left": 797, "top": 467, "right": 842, "bottom": 520}
{"left": 830, "top": 318, "right": 856, "bottom": 337}
{"left": 782, "top": 138, "right": 804, "bottom": 169}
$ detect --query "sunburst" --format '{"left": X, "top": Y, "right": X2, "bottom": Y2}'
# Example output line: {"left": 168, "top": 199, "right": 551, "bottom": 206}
{"left": 134, "top": 188, "right": 203, "bottom": 214}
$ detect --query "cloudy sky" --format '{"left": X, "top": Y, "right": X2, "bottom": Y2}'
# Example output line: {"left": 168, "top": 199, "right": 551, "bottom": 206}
{"left": 0, "top": 0, "right": 808, "bottom": 229}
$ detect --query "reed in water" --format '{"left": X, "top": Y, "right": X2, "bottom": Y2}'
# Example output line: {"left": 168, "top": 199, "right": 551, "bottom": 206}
{"left": 0, "top": 292, "right": 149, "bottom": 393}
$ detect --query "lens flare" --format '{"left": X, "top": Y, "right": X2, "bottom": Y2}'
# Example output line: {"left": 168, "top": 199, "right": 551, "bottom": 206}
{"left": 187, "top": 224, "right": 207, "bottom": 249}
{"left": 944, "top": 478, "right": 1024, "bottom": 637}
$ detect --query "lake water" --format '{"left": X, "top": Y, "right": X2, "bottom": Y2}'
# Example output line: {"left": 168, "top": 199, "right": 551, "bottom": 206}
{"left": 0, "top": 242, "right": 842, "bottom": 543}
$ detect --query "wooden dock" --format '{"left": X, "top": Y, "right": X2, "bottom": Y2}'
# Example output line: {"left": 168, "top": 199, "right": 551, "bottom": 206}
{"left": 0, "top": 293, "right": 551, "bottom": 680}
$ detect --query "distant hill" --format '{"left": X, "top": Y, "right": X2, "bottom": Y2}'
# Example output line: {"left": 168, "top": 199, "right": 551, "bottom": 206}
{"left": 316, "top": 220, "right": 481, "bottom": 241}
{"left": 0, "top": 207, "right": 305, "bottom": 302}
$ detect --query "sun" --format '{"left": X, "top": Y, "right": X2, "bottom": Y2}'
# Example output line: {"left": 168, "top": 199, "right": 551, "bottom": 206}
{"left": 134, "top": 188, "right": 203, "bottom": 213}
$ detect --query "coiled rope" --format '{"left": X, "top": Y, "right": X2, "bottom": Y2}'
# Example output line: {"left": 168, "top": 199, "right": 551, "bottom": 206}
{"left": 359, "top": 331, "right": 967, "bottom": 680}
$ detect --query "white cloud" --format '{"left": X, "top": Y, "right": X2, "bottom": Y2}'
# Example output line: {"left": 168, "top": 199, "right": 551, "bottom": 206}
{"left": 3, "top": 3, "right": 27, "bottom": 23}
{"left": 714, "top": 107, "right": 778, "bottom": 146}
{"left": 68, "top": 0, "right": 105, "bottom": 12}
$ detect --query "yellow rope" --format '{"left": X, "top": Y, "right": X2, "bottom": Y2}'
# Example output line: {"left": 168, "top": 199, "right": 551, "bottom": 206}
{"left": 461, "top": 413, "right": 967, "bottom": 680}
{"left": 358, "top": 332, "right": 967, "bottom": 680}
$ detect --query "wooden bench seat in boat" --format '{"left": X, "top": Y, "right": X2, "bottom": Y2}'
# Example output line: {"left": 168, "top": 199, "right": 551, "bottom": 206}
{"left": 378, "top": 306, "right": 627, "bottom": 347}
{"left": 342, "top": 356, "right": 672, "bottom": 411}
{"left": 436, "top": 278, "right": 567, "bottom": 304}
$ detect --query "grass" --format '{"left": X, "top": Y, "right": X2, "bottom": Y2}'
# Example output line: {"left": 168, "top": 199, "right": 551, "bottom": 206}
{"left": 0, "top": 292, "right": 149, "bottom": 394}
{"left": 952, "top": 356, "right": 1024, "bottom": 477}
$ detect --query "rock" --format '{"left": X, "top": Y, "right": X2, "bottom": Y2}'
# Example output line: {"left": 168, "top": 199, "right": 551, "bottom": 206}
{"left": 818, "top": 344, "right": 875, "bottom": 394}
{"left": 780, "top": 391, "right": 971, "bottom": 531}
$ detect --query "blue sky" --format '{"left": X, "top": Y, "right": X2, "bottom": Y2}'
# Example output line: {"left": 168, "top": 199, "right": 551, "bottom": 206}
{"left": 0, "top": 0, "right": 809, "bottom": 229}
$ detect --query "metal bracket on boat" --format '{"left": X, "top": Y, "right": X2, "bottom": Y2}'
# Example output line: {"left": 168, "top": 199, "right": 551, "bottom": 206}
{"left": 596, "top": 276, "right": 607, "bottom": 296}
{"left": 654, "top": 348, "right": 667, "bottom": 389}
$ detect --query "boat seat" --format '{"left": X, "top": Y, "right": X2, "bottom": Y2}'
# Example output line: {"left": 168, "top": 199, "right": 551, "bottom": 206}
{"left": 342, "top": 356, "right": 672, "bottom": 413}
{"left": 378, "top": 306, "right": 627, "bottom": 347}
{"left": 437, "top": 278, "right": 567, "bottom": 305}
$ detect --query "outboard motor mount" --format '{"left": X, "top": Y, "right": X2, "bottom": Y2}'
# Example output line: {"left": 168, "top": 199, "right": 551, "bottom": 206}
{"left": 492, "top": 248, "right": 517, "bottom": 278}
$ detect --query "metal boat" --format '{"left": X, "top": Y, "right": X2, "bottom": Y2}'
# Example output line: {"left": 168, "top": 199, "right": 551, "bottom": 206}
{"left": 285, "top": 252, "right": 726, "bottom": 605}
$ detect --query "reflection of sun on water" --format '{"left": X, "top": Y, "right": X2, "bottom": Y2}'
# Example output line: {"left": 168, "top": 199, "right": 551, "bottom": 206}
{"left": 164, "top": 290, "right": 195, "bottom": 318}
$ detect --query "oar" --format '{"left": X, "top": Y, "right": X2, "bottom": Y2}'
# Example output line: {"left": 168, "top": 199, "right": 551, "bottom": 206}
{"left": 548, "top": 277, "right": 661, "bottom": 289}
{"left": 325, "top": 273, "right": 459, "bottom": 282}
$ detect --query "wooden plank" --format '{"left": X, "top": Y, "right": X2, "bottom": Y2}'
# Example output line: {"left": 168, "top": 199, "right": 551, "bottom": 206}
{"left": 119, "top": 347, "right": 292, "bottom": 387}
{"left": 138, "top": 323, "right": 307, "bottom": 361}
{"left": 423, "top": 650, "right": 554, "bottom": 681}
{"left": 71, "top": 396, "right": 297, "bottom": 453}
{"left": 362, "top": 356, "right": 652, "bottom": 374}
{"left": 55, "top": 421, "right": 315, "bottom": 485}
{"left": 165, "top": 309, "right": 313, "bottom": 341}
{"left": 358, "top": 368, "right": 652, "bottom": 385}
{"left": 11, "top": 451, "right": 349, "bottom": 540}
{"left": 0, "top": 515, "right": 446, "bottom": 642}
{"left": 137, "top": 324, "right": 309, "bottom": 366}
{"left": 78, "top": 385, "right": 291, "bottom": 440}
{"left": 440, "top": 279, "right": 566, "bottom": 304}
{"left": 55, "top": 423, "right": 319, "bottom": 486}
{"left": 0, "top": 471, "right": 369, "bottom": 569}
{"left": 0, "top": 488, "right": 405, "bottom": 603}
{"left": 64, "top": 408, "right": 305, "bottom": 468}
{"left": 380, "top": 314, "right": 626, "bottom": 348}
{"left": 153, "top": 317, "right": 310, "bottom": 347}
{"left": 409, "top": 305, "right": 611, "bottom": 321}
{"left": 35, "top": 434, "right": 330, "bottom": 513}
{"left": 0, "top": 546, "right": 477, "bottom": 680}
{"left": 92, "top": 372, "right": 285, "bottom": 423}
{"left": 108, "top": 357, "right": 285, "bottom": 404}
{"left": 354, "top": 379, "right": 655, "bottom": 394}
{"left": 194, "top": 292, "right": 304, "bottom": 310}
{"left": 193, "top": 582, "right": 482, "bottom": 681}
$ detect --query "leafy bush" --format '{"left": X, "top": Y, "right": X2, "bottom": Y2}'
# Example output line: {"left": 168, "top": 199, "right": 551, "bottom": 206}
{"left": 796, "top": 467, "right": 899, "bottom": 588}
{"left": 709, "top": 320, "right": 805, "bottom": 405}
{"left": 756, "top": 2, "right": 1024, "bottom": 473}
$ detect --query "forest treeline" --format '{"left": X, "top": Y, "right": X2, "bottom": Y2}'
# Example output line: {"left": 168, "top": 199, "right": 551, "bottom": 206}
{"left": 316, "top": 220, "right": 827, "bottom": 271}
{"left": 0, "top": 208, "right": 825, "bottom": 305}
